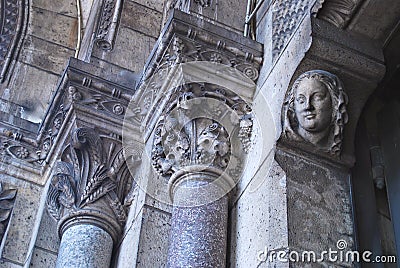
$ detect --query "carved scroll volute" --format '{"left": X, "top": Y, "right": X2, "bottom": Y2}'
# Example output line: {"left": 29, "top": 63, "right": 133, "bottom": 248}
{"left": 95, "top": 0, "right": 123, "bottom": 50}
{"left": 46, "top": 128, "right": 137, "bottom": 241}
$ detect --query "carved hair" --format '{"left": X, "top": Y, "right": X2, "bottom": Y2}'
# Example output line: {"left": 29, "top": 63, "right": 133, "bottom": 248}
{"left": 283, "top": 70, "right": 348, "bottom": 156}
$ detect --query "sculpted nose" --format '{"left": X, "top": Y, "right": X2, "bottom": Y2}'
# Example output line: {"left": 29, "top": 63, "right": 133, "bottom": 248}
{"left": 305, "top": 98, "right": 314, "bottom": 110}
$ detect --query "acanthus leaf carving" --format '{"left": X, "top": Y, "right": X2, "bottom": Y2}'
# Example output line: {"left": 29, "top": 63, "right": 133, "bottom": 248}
{"left": 0, "top": 182, "right": 17, "bottom": 242}
{"left": 46, "top": 128, "right": 141, "bottom": 239}
{"left": 151, "top": 83, "right": 253, "bottom": 179}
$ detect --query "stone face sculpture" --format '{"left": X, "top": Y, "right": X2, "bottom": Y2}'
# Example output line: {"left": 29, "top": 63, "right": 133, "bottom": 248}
{"left": 282, "top": 70, "right": 348, "bottom": 156}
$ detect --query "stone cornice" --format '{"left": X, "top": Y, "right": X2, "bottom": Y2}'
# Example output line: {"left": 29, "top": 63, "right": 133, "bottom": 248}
{"left": 0, "top": 58, "right": 139, "bottom": 184}
{"left": 132, "top": 10, "right": 263, "bottom": 141}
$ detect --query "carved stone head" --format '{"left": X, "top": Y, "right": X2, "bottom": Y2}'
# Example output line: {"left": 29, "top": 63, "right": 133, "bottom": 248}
{"left": 282, "top": 70, "right": 348, "bottom": 156}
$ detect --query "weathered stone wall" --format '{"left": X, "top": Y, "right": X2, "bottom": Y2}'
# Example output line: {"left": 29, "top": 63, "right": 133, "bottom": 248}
{"left": 0, "top": 0, "right": 78, "bottom": 123}
{"left": 90, "top": 0, "right": 164, "bottom": 73}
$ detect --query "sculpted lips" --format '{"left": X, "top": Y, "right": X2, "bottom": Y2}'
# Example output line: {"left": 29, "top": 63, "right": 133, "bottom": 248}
{"left": 304, "top": 112, "right": 316, "bottom": 120}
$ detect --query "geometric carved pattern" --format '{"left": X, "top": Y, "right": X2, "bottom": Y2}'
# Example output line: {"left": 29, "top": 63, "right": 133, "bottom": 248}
{"left": 0, "top": 0, "right": 27, "bottom": 82}
{"left": 272, "top": 0, "right": 310, "bottom": 60}
{"left": 95, "top": 0, "right": 122, "bottom": 51}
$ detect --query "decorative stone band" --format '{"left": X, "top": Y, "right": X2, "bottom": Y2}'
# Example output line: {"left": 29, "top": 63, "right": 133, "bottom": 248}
{"left": 168, "top": 165, "right": 236, "bottom": 206}
{"left": 95, "top": 0, "right": 123, "bottom": 50}
{"left": 57, "top": 208, "right": 122, "bottom": 244}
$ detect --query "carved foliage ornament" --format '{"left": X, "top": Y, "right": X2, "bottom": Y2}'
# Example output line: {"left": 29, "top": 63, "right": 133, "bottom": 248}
{"left": 0, "top": 182, "right": 17, "bottom": 242}
{"left": 46, "top": 128, "right": 137, "bottom": 229}
{"left": 282, "top": 70, "right": 348, "bottom": 156}
{"left": 151, "top": 83, "right": 253, "bottom": 178}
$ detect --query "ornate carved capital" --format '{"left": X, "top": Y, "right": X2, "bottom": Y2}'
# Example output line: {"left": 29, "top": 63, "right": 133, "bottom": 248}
{"left": 150, "top": 82, "right": 253, "bottom": 201}
{"left": 132, "top": 10, "right": 262, "bottom": 140}
{"left": 46, "top": 127, "right": 140, "bottom": 242}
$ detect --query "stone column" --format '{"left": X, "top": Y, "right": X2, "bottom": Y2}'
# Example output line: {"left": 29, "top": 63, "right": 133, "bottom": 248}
{"left": 150, "top": 83, "right": 253, "bottom": 267}
{"left": 46, "top": 127, "right": 137, "bottom": 268}
{"left": 167, "top": 167, "right": 232, "bottom": 267}
{"left": 56, "top": 225, "right": 113, "bottom": 268}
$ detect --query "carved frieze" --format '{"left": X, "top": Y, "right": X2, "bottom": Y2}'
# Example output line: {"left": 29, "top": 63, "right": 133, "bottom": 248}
{"left": 0, "top": 59, "right": 136, "bottom": 172}
{"left": 46, "top": 127, "right": 140, "bottom": 241}
{"left": 281, "top": 70, "right": 348, "bottom": 157}
{"left": 0, "top": 182, "right": 17, "bottom": 242}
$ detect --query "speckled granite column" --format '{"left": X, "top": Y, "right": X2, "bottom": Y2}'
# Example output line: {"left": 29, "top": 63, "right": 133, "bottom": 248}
{"left": 167, "top": 166, "right": 232, "bottom": 267}
{"left": 55, "top": 224, "right": 113, "bottom": 268}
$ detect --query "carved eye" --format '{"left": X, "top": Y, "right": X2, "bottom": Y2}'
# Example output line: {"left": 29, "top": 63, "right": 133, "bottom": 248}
{"left": 313, "top": 93, "right": 325, "bottom": 101}
{"left": 296, "top": 96, "right": 305, "bottom": 104}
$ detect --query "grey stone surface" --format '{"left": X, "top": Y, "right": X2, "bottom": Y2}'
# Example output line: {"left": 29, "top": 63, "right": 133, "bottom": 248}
{"left": 121, "top": 1, "right": 162, "bottom": 38}
{"left": 275, "top": 149, "right": 354, "bottom": 267}
{"left": 135, "top": 0, "right": 164, "bottom": 13}
{"left": 34, "top": 209, "right": 60, "bottom": 253}
{"left": 168, "top": 195, "right": 228, "bottom": 268}
{"left": 29, "top": 247, "right": 57, "bottom": 267}
{"left": 0, "top": 259, "right": 23, "bottom": 268}
{"left": 20, "top": 35, "right": 74, "bottom": 75}
{"left": 136, "top": 207, "right": 171, "bottom": 267}
{"left": 0, "top": 177, "right": 42, "bottom": 265}
{"left": 115, "top": 208, "right": 142, "bottom": 267}
{"left": 92, "top": 27, "right": 156, "bottom": 73}
{"left": 230, "top": 160, "right": 288, "bottom": 268}
{"left": 56, "top": 224, "right": 113, "bottom": 268}
{"left": 31, "top": 0, "right": 77, "bottom": 17}
{"left": 115, "top": 205, "right": 171, "bottom": 267}
{"left": 28, "top": 7, "right": 78, "bottom": 49}
{"left": 5, "top": 62, "right": 59, "bottom": 123}
{"left": 183, "top": 0, "right": 246, "bottom": 33}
